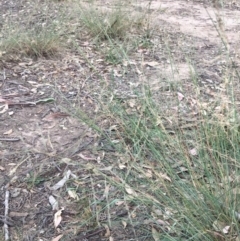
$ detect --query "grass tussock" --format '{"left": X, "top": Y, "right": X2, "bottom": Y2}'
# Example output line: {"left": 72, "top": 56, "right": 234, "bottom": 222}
{"left": 76, "top": 2, "right": 150, "bottom": 41}
{"left": 0, "top": 1, "right": 70, "bottom": 60}
{"left": 103, "top": 88, "right": 240, "bottom": 240}
{"left": 78, "top": 7, "right": 132, "bottom": 40}
{"left": 73, "top": 1, "right": 154, "bottom": 65}
{"left": 0, "top": 29, "right": 63, "bottom": 59}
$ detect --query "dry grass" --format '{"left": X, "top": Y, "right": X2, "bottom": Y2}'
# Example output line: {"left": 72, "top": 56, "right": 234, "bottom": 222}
{"left": 0, "top": 30, "right": 63, "bottom": 59}
{"left": 1, "top": 0, "right": 240, "bottom": 240}
{"left": 76, "top": 2, "right": 146, "bottom": 40}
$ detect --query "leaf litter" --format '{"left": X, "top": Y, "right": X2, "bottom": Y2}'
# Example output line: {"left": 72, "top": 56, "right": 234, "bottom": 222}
{"left": 0, "top": 0, "right": 240, "bottom": 240}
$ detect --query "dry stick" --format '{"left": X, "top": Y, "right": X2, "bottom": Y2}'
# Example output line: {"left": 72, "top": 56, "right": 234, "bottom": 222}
{"left": 90, "top": 176, "right": 100, "bottom": 227}
{"left": 104, "top": 180, "right": 111, "bottom": 228}
{"left": 4, "top": 184, "right": 10, "bottom": 241}
{"left": 1, "top": 68, "right": 6, "bottom": 90}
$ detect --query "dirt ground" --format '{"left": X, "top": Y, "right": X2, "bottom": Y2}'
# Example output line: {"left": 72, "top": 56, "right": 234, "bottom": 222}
{"left": 0, "top": 0, "right": 240, "bottom": 240}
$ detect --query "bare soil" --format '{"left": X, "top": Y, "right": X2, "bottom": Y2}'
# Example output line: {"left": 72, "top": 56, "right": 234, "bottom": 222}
{"left": 0, "top": 0, "right": 240, "bottom": 240}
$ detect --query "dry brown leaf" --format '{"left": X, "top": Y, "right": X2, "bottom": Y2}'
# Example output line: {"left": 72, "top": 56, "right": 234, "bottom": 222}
{"left": 54, "top": 208, "right": 64, "bottom": 228}
{"left": 51, "top": 170, "right": 72, "bottom": 190}
{"left": 78, "top": 153, "right": 96, "bottom": 161}
{"left": 177, "top": 92, "right": 184, "bottom": 101}
{"left": 60, "top": 158, "right": 72, "bottom": 164}
{"left": 115, "top": 200, "right": 124, "bottom": 206}
{"left": 163, "top": 208, "right": 175, "bottom": 220}
{"left": 3, "top": 129, "right": 13, "bottom": 135}
{"left": 152, "top": 227, "right": 161, "bottom": 241}
{"left": 68, "top": 190, "right": 79, "bottom": 200}
{"left": 125, "top": 185, "right": 137, "bottom": 196}
{"left": 206, "top": 230, "right": 225, "bottom": 241}
{"left": 97, "top": 156, "right": 101, "bottom": 163}
{"left": 156, "top": 219, "right": 170, "bottom": 227}
{"left": 31, "top": 88, "right": 37, "bottom": 93}
{"left": 102, "top": 185, "right": 110, "bottom": 199}
{"left": 212, "top": 219, "right": 231, "bottom": 234}
{"left": 10, "top": 188, "right": 21, "bottom": 198}
{"left": 222, "top": 225, "right": 230, "bottom": 234}
{"left": 127, "top": 99, "right": 136, "bottom": 108}
{"left": 118, "top": 163, "right": 126, "bottom": 169}
{"left": 121, "top": 220, "right": 127, "bottom": 229}
{"left": 0, "top": 103, "right": 8, "bottom": 114}
{"left": 52, "top": 234, "right": 63, "bottom": 241}
{"left": 152, "top": 208, "right": 163, "bottom": 216}
{"left": 49, "top": 195, "right": 59, "bottom": 210}
{"left": 99, "top": 166, "right": 113, "bottom": 171}
{"left": 103, "top": 224, "right": 111, "bottom": 237}
{"left": 189, "top": 148, "right": 198, "bottom": 156}
{"left": 145, "top": 61, "right": 159, "bottom": 67}
{"left": 154, "top": 172, "right": 172, "bottom": 182}
{"left": 145, "top": 169, "right": 153, "bottom": 178}
{"left": 131, "top": 212, "right": 136, "bottom": 218}
{"left": 86, "top": 96, "right": 93, "bottom": 104}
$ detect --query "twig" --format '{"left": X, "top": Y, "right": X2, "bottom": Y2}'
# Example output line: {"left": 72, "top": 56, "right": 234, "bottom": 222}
{"left": 0, "top": 215, "right": 14, "bottom": 226}
{"left": 1, "top": 68, "right": 6, "bottom": 90}
{"left": 69, "top": 227, "right": 105, "bottom": 241}
{"left": 4, "top": 184, "right": 10, "bottom": 241}
{"left": 0, "top": 136, "right": 20, "bottom": 142}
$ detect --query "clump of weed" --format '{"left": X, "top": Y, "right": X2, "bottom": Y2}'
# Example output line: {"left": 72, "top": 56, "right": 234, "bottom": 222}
{"left": 98, "top": 81, "right": 240, "bottom": 240}
{"left": 0, "top": 26, "right": 63, "bottom": 59}
{"left": 77, "top": 6, "right": 132, "bottom": 40}
{"left": 0, "top": 1, "right": 71, "bottom": 60}
{"left": 75, "top": 1, "right": 151, "bottom": 42}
